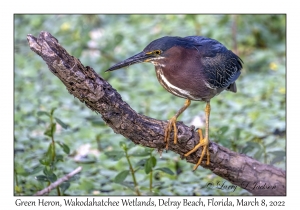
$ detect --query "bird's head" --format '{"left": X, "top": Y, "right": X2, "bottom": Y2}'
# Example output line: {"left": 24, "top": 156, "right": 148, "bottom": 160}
{"left": 106, "top": 36, "right": 194, "bottom": 72}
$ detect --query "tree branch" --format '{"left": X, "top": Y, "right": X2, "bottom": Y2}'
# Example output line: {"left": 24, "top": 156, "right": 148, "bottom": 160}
{"left": 34, "top": 167, "right": 82, "bottom": 196}
{"left": 27, "top": 31, "right": 286, "bottom": 196}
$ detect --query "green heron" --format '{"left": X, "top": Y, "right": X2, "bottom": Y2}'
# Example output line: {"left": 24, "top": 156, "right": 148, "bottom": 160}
{"left": 106, "top": 36, "right": 243, "bottom": 170}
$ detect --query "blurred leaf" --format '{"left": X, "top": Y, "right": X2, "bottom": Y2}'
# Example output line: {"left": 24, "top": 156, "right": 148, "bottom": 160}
{"left": 47, "top": 143, "right": 55, "bottom": 160}
{"left": 29, "top": 165, "right": 44, "bottom": 174}
{"left": 51, "top": 123, "right": 56, "bottom": 134}
{"left": 60, "top": 182, "right": 71, "bottom": 193}
{"left": 43, "top": 166, "right": 52, "bottom": 176}
{"left": 35, "top": 175, "right": 49, "bottom": 182}
{"left": 241, "top": 141, "right": 261, "bottom": 154}
{"left": 126, "top": 141, "right": 136, "bottom": 150}
{"left": 75, "top": 158, "right": 96, "bottom": 164}
{"left": 151, "top": 156, "right": 156, "bottom": 168}
{"left": 48, "top": 172, "right": 58, "bottom": 183}
{"left": 270, "top": 150, "right": 286, "bottom": 165}
{"left": 39, "top": 158, "right": 50, "bottom": 166}
{"left": 235, "top": 128, "right": 241, "bottom": 140}
{"left": 50, "top": 107, "right": 57, "bottom": 116}
{"left": 56, "top": 154, "right": 64, "bottom": 162}
{"left": 134, "top": 166, "right": 141, "bottom": 172}
{"left": 68, "top": 174, "right": 80, "bottom": 182}
{"left": 44, "top": 125, "right": 53, "bottom": 137}
{"left": 135, "top": 159, "right": 147, "bottom": 167}
{"left": 14, "top": 164, "right": 30, "bottom": 176}
{"left": 219, "top": 126, "right": 229, "bottom": 135}
{"left": 270, "top": 155, "right": 285, "bottom": 165}
{"left": 86, "top": 116, "right": 105, "bottom": 126}
{"left": 37, "top": 111, "right": 50, "bottom": 117}
{"left": 15, "top": 185, "right": 22, "bottom": 194}
{"left": 144, "top": 159, "right": 152, "bottom": 174}
{"left": 254, "top": 147, "right": 264, "bottom": 160}
{"left": 40, "top": 143, "right": 55, "bottom": 166}
{"left": 55, "top": 117, "right": 69, "bottom": 129}
{"left": 57, "top": 141, "right": 70, "bottom": 154}
{"left": 269, "top": 150, "right": 286, "bottom": 157}
{"left": 144, "top": 157, "right": 156, "bottom": 174}
{"left": 119, "top": 141, "right": 127, "bottom": 150}
{"left": 79, "top": 178, "right": 94, "bottom": 191}
{"left": 104, "top": 151, "right": 125, "bottom": 161}
{"left": 42, "top": 167, "right": 58, "bottom": 182}
{"left": 265, "top": 140, "right": 277, "bottom": 147}
{"left": 130, "top": 148, "right": 152, "bottom": 157}
{"left": 114, "top": 170, "right": 129, "bottom": 183}
{"left": 44, "top": 123, "right": 56, "bottom": 137}
{"left": 155, "top": 167, "right": 174, "bottom": 175}
{"left": 118, "top": 181, "right": 135, "bottom": 191}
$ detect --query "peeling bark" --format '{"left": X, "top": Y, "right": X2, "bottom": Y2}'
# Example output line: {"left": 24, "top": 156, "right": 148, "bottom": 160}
{"left": 27, "top": 31, "right": 286, "bottom": 196}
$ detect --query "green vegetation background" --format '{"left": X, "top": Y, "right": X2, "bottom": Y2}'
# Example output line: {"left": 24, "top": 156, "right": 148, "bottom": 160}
{"left": 14, "top": 14, "right": 285, "bottom": 196}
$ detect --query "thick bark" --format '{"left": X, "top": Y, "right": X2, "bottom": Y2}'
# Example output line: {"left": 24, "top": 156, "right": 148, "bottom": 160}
{"left": 27, "top": 31, "right": 286, "bottom": 196}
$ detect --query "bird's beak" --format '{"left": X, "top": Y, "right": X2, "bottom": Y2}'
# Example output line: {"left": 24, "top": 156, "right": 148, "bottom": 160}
{"left": 106, "top": 51, "right": 152, "bottom": 72}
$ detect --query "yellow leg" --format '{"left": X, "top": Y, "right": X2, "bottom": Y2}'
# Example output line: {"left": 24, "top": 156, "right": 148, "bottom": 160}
{"left": 184, "top": 101, "right": 211, "bottom": 170}
{"left": 164, "top": 99, "right": 191, "bottom": 150}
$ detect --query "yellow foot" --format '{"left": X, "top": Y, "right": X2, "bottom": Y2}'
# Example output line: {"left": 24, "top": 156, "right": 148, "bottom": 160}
{"left": 164, "top": 116, "right": 178, "bottom": 150}
{"left": 184, "top": 129, "right": 210, "bottom": 171}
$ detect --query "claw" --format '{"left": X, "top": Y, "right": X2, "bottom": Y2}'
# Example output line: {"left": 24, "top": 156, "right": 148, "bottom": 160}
{"left": 184, "top": 129, "right": 210, "bottom": 170}
{"left": 164, "top": 116, "right": 177, "bottom": 150}
{"left": 163, "top": 99, "right": 191, "bottom": 150}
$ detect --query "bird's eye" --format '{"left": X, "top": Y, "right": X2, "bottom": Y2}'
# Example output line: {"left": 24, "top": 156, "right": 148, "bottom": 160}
{"left": 154, "top": 50, "right": 161, "bottom": 55}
